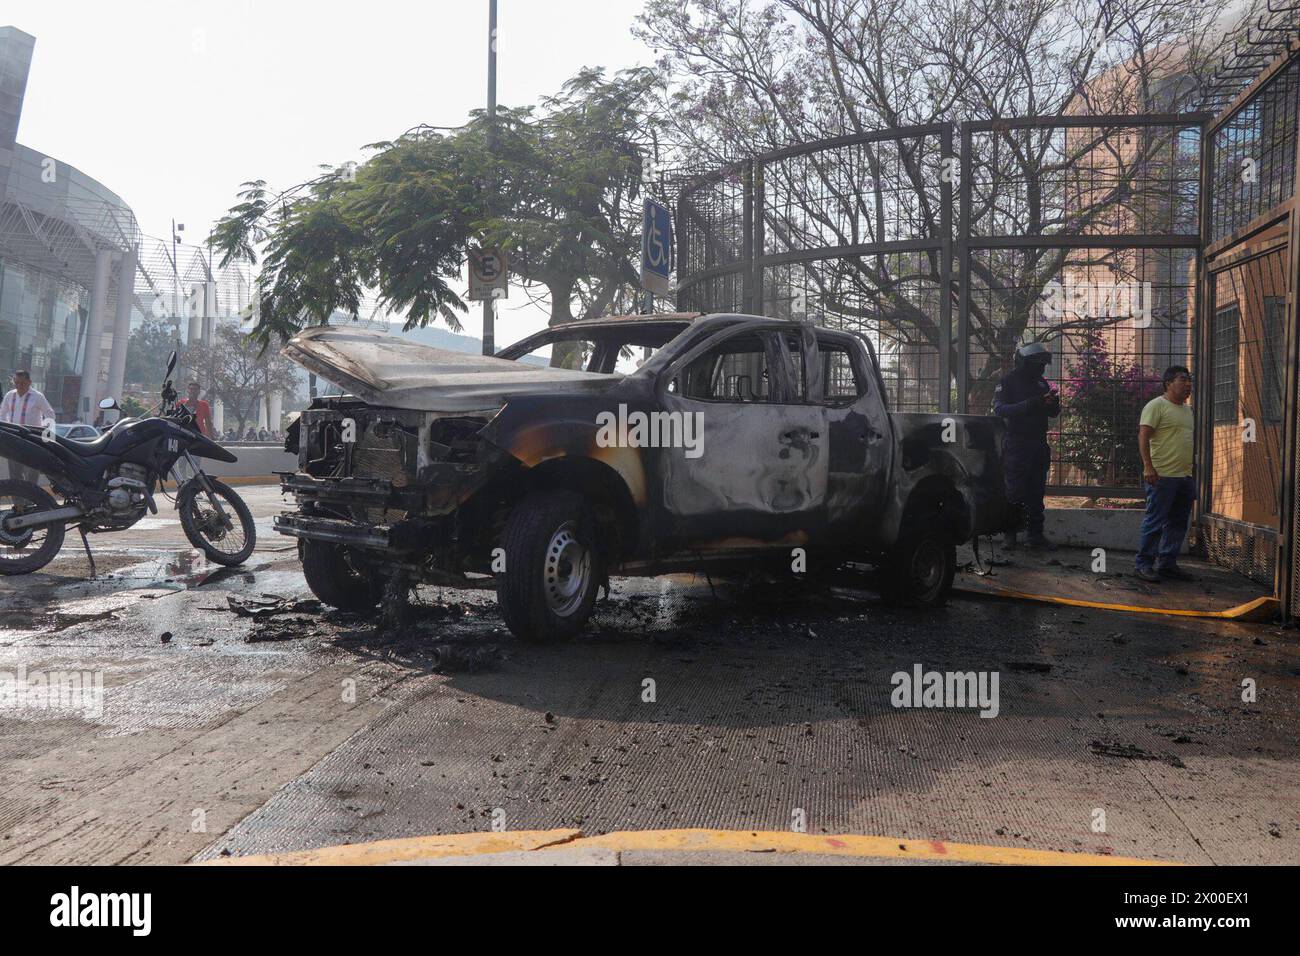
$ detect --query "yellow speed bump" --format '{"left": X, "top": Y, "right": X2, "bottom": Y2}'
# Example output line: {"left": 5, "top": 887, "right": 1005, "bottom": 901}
{"left": 200, "top": 828, "right": 1167, "bottom": 866}
{"left": 955, "top": 585, "right": 1277, "bottom": 622}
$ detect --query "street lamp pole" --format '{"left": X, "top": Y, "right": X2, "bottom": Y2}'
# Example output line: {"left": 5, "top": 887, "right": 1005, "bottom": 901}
{"left": 482, "top": 0, "right": 498, "bottom": 356}
{"left": 171, "top": 218, "right": 181, "bottom": 326}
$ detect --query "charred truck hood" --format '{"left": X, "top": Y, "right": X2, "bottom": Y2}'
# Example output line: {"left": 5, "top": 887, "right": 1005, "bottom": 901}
{"left": 282, "top": 325, "right": 622, "bottom": 413}
{"left": 277, "top": 326, "right": 643, "bottom": 541}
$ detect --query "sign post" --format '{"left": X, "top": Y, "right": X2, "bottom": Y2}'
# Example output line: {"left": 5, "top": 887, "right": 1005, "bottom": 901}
{"left": 469, "top": 248, "right": 508, "bottom": 304}
{"left": 641, "top": 197, "right": 673, "bottom": 301}
{"left": 482, "top": 0, "right": 499, "bottom": 355}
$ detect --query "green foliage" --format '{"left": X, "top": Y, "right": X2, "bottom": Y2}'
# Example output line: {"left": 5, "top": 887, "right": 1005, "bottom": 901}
{"left": 119, "top": 395, "right": 149, "bottom": 419}
{"left": 185, "top": 324, "right": 300, "bottom": 435}
{"left": 209, "top": 67, "right": 661, "bottom": 349}
{"left": 124, "top": 316, "right": 181, "bottom": 387}
{"left": 1058, "top": 330, "right": 1159, "bottom": 486}
{"left": 346, "top": 130, "right": 480, "bottom": 332}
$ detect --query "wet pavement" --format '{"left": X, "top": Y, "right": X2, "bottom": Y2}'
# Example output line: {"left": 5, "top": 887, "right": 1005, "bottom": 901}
{"left": 1, "top": 485, "right": 1298, "bottom": 865}
{"left": 954, "top": 540, "right": 1272, "bottom": 614}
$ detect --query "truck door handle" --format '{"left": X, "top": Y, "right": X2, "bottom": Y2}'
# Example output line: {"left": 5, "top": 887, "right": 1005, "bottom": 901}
{"left": 781, "top": 429, "right": 819, "bottom": 440}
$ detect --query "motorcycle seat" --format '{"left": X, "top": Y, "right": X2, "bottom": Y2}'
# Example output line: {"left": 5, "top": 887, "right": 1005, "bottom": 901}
{"left": 51, "top": 430, "right": 114, "bottom": 455}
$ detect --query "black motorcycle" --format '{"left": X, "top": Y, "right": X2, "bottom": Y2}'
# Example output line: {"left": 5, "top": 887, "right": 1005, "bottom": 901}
{"left": 0, "top": 351, "right": 256, "bottom": 575}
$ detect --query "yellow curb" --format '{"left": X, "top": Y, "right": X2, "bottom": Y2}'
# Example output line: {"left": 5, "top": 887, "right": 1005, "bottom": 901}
{"left": 199, "top": 828, "right": 1167, "bottom": 866}
{"left": 197, "top": 828, "right": 582, "bottom": 866}
{"left": 572, "top": 829, "right": 1164, "bottom": 865}
{"left": 955, "top": 585, "right": 1278, "bottom": 622}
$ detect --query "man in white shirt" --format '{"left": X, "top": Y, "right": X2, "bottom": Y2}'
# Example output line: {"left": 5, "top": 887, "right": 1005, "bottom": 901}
{"left": 0, "top": 369, "right": 57, "bottom": 486}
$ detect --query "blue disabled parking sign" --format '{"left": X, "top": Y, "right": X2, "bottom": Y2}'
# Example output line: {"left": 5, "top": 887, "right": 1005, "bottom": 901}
{"left": 641, "top": 198, "right": 673, "bottom": 297}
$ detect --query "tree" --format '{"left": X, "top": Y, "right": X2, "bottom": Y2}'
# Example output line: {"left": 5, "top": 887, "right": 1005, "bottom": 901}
{"left": 208, "top": 68, "right": 663, "bottom": 365}
{"left": 185, "top": 325, "right": 300, "bottom": 436}
{"left": 479, "top": 68, "right": 659, "bottom": 365}
{"left": 637, "top": 0, "right": 1232, "bottom": 404}
{"left": 1057, "top": 328, "right": 1157, "bottom": 487}
{"left": 118, "top": 395, "right": 149, "bottom": 419}
{"left": 124, "top": 316, "right": 182, "bottom": 388}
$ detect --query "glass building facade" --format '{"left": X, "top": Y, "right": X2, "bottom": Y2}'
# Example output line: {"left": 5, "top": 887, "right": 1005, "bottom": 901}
{"left": 1, "top": 25, "right": 140, "bottom": 422}
{"left": 0, "top": 256, "right": 92, "bottom": 418}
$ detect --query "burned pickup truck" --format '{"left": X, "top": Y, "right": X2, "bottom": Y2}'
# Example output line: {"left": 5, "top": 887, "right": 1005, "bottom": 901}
{"left": 275, "top": 313, "right": 1009, "bottom": 640}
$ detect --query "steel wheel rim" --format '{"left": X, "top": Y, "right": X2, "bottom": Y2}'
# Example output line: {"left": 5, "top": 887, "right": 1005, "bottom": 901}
{"left": 0, "top": 493, "right": 43, "bottom": 558}
{"left": 544, "top": 521, "right": 590, "bottom": 618}
{"left": 911, "top": 539, "right": 945, "bottom": 600}
{"left": 191, "top": 493, "right": 245, "bottom": 556}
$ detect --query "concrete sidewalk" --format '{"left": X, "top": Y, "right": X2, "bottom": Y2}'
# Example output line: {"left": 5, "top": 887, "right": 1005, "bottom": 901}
{"left": 1, "top": 486, "right": 1296, "bottom": 866}
{"left": 955, "top": 544, "right": 1273, "bottom": 617}
{"left": 206, "top": 827, "right": 1162, "bottom": 866}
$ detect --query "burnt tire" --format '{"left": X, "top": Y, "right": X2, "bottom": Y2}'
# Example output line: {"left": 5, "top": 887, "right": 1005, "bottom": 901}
{"left": 880, "top": 520, "right": 955, "bottom": 608}
{"left": 0, "top": 480, "right": 64, "bottom": 575}
{"left": 178, "top": 478, "right": 256, "bottom": 566}
{"left": 497, "top": 490, "right": 599, "bottom": 643}
{"left": 300, "top": 540, "right": 383, "bottom": 612}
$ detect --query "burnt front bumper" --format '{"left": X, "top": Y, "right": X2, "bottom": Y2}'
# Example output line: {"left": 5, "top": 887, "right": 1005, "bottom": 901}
{"left": 273, "top": 511, "right": 434, "bottom": 553}
{"left": 278, "top": 472, "right": 425, "bottom": 511}
{"left": 275, "top": 473, "right": 435, "bottom": 552}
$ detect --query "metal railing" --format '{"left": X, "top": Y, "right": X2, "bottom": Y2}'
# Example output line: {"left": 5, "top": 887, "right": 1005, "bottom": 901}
{"left": 673, "top": 114, "right": 1208, "bottom": 496}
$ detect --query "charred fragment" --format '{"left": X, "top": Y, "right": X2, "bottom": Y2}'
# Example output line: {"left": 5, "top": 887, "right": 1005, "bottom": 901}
{"left": 274, "top": 313, "right": 1010, "bottom": 640}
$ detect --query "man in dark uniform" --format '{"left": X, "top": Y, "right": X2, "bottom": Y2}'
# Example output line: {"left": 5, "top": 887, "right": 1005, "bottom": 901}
{"left": 993, "top": 342, "right": 1060, "bottom": 550}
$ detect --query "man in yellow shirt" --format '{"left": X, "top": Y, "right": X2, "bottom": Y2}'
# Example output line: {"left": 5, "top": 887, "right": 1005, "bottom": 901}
{"left": 1135, "top": 365, "right": 1194, "bottom": 583}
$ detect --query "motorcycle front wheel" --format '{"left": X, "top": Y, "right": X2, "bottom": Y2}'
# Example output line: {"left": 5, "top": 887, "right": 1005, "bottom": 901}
{"left": 178, "top": 477, "right": 256, "bottom": 566}
{"left": 0, "top": 479, "right": 64, "bottom": 575}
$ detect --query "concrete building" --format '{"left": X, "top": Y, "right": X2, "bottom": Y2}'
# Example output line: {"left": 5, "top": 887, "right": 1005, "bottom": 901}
{"left": 1, "top": 24, "right": 271, "bottom": 432}
{"left": 0, "top": 25, "right": 140, "bottom": 422}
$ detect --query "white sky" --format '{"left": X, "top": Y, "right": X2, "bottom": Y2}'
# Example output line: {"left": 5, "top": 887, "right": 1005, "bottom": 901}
{"left": 10, "top": 0, "right": 654, "bottom": 344}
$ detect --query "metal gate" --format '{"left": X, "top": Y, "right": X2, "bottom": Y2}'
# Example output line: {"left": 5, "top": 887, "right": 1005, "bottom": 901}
{"left": 674, "top": 115, "right": 1206, "bottom": 498}
{"left": 1198, "top": 44, "right": 1300, "bottom": 594}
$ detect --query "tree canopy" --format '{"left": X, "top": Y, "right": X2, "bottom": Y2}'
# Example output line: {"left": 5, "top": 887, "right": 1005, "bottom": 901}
{"left": 185, "top": 324, "right": 301, "bottom": 435}
{"left": 209, "top": 67, "right": 663, "bottom": 352}
{"left": 636, "top": 0, "right": 1234, "bottom": 405}
{"left": 124, "top": 316, "right": 182, "bottom": 389}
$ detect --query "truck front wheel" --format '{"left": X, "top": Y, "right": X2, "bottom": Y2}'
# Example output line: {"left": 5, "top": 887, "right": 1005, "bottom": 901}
{"left": 880, "top": 520, "right": 955, "bottom": 607}
{"left": 497, "top": 491, "right": 600, "bottom": 642}
{"left": 300, "top": 540, "right": 383, "bottom": 611}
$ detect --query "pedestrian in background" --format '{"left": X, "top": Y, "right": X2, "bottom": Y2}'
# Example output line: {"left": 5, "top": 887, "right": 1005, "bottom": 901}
{"left": 179, "top": 381, "right": 214, "bottom": 437}
{"left": 994, "top": 342, "right": 1061, "bottom": 550}
{"left": 0, "top": 369, "right": 57, "bottom": 485}
{"left": 1135, "top": 366, "right": 1195, "bottom": 583}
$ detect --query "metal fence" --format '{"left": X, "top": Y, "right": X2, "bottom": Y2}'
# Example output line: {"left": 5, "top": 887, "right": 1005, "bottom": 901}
{"left": 1197, "top": 44, "right": 1300, "bottom": 593}
{"left": 674, "top": 115, "right": 1206, "bottom": 496}
{"left": 671, "top": 24, "right": 1300, "bottom": 603}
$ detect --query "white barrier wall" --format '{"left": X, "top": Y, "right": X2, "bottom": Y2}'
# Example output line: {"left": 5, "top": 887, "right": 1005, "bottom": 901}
{"left": 202, "top": 445, "right": 297, "bottom": 479}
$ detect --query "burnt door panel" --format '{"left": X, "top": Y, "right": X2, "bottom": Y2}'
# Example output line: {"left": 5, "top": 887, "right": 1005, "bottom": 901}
{"left": 656, "top": 329, "right": 828, "bottom": 552}
{"left": 819, "top": 337, "right": 894, "bottom": 534}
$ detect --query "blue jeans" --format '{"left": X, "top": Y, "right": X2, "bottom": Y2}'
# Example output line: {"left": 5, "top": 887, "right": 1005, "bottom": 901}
{"left": 1136, "top": 476, "right": 1195, "bottom": 571}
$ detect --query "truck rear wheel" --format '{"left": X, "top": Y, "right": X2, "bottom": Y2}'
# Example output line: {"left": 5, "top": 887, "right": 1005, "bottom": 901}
{"left": 497, "top": 490, "right": 599, "bottom": 642}
{"left": 300, "top": 540, "right": 383, "bottom": 611}
{"left": 880, "top": 520, "right": 955, "bottom": 607}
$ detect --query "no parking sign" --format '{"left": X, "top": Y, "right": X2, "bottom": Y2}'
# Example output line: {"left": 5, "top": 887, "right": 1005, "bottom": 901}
{"left": 469, "top": 248, "right": 508, "bottom": 301}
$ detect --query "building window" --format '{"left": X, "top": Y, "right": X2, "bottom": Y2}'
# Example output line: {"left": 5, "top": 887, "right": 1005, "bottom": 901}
{"left": 1212, "top": 304, "right": 1239, "bottom": 424}
{"left": 1263, "top": 296, "right": 1285, "bottom": 423}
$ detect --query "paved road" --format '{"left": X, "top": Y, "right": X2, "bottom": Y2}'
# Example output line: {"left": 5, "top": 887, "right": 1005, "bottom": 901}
{"left": 1, "top": 485, "right": 1297, "bottom": 864}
